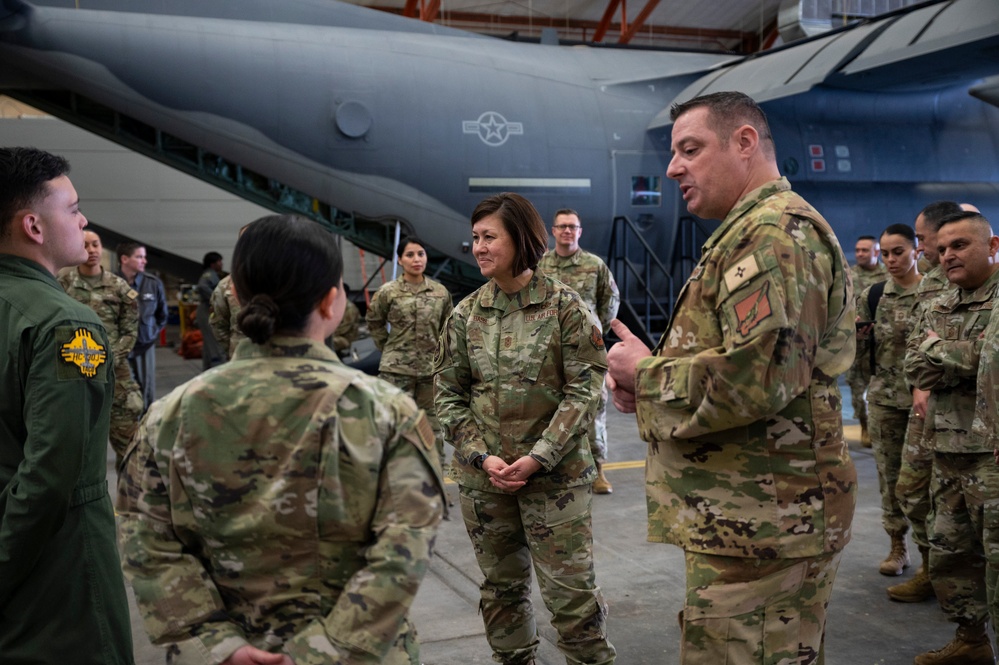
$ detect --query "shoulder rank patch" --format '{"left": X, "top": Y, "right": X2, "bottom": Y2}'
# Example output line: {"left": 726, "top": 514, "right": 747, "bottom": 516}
{"left": 733, "top": 281, "right": 773, "bottom": 337}
{"left": 724, "top": 253, "right": 761, "bottom": 293}
{"left": 590, "top": 324, "right": 605, "bottom": 350}
{"left": 415, "top": 412, "right": 436, "bottom": 452}
{"left": 59, "top": 327, "right": 107, "bottom": 377}
{"left": 126, "top": 288, "right": 139, "bottom": 301}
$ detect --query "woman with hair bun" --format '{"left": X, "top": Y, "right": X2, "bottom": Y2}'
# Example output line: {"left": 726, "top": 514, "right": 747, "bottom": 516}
{"left": 117, "top": 215, "right": 445, "bottom": 665}
{"left": 435, "top": 193, "right": 616, "bottom": 665}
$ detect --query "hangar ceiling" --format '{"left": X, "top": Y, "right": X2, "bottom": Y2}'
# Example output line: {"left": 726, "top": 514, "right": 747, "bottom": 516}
{"left": 340, "top": 0, "right": 925, "bottom": 52}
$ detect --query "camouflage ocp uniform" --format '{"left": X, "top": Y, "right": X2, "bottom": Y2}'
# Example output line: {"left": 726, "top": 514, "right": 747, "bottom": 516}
{"left": 904, "top": 267, "right": 999, "bottom": 630}
{"left": 974, "top": 295, "right": 999, "bottom": 630}
{"left": 117, "top": 335, "right": 445, "bottom": 665}
{"left": 208, "top": 274, "right": 244, "bottom": 360}
{"left": 898, "top": 265, "right": 955, "bottom": 550}
{"left": 434, "top": 272, "right": 615, "bottom": 665}
{"left": 58, "top": 267, "right": 143, "bottom": 458}
{"left": 538, "top": 247, "right": 620, "bottom": 463}
{"left": 367, "top": 275, "right": 453, "bottom": 463}
{"left": 633, "top": 179, "right": 856, "bottom": 664}
{"left": 848, "top": 261, "right": 888, "bottom": 424}
{"left": 331, "top": 298, "right": 360, "bottom": 357}
{"left": 857, "top": 278, "right": 921, "bottom": 539}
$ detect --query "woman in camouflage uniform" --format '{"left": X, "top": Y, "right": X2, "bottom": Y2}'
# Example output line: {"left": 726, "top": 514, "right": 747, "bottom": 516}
{"left": 367, "top": 236, "right": 453, "bottom": 464}
{"left": 435, "top": 193, "right": 616, "bottom": 665}
{"left": 117, "top": 215, "right": 445, "bottom": 665}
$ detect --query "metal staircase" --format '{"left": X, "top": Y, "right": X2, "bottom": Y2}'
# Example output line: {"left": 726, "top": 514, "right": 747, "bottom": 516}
{"left": 607, "top": 212, "right": 717, "bottom": 346}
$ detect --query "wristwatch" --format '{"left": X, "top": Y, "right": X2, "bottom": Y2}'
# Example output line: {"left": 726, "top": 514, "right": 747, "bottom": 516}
{"left": 471, "top": 453, "right": 489, "bottom": 470}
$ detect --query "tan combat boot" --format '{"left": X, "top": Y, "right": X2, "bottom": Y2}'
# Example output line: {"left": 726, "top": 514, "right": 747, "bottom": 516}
{"left": 914, "top": 622, "right": 995, "bottom": 665}
{"left": 879, "top": 533, "right": 910, "bottom": 576}
{"left": 593, "top": 461, "right": 613, "bottom": 494}
{"left": 887, "top": 547, "right": 935, "bottom": 602}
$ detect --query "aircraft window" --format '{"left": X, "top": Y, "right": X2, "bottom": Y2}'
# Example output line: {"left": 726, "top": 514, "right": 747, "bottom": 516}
{"left": 631, "top": 176, "right": 661, "bottom": 207}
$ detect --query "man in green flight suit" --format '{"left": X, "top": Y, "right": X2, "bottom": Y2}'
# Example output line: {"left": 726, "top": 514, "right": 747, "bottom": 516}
{"left": 0, "top": 147, "right": 134, "bottom": 663}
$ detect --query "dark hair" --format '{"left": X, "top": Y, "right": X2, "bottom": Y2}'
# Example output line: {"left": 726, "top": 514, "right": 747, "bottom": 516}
{"left": 202, "top": 251, "right": 223, "bottom": 269}
{"left": 937, "top": 210, "right": 992, "bottom": 237}
{"left": 396, "top": 236, "right": 427, "bottom": 259}
{"left": 0, "top": 147, "right": 71, "bottom": 242}
{"left": 471, "top": 193, "right": 548, "bottom": 275}
{"left": 856, "top": 235, "right": 877, "bottom": 242}
{"left": 881, "top": 224, "right": 916, "bottom": 247}
{"left": 116, "top": 241, "right": 145, "bottom": 261}
{"left": 553, "top": 208, "right": 580, "bottom": 223}
{"left": 918, "top": 201, "right": 962, "bottom": 232}
{"left": 670, "top": 91, "right": 774, "bottom": 156}
{"left": 234, "top": 215, "right": 343, "bottom": 344}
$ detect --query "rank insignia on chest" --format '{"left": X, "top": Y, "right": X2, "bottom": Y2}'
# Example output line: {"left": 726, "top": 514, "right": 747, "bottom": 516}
{"left": 733, "top": 281, "right": 773, "bottom": 337}
{"left": 59, "top": 327, "right": 107, "bottom": 378}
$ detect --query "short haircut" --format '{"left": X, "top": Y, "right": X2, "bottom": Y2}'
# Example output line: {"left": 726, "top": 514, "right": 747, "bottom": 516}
{"left": 937, "top": 211, "right": 993, "bottom": 240}
{"left": 202, "top": 251, "right": 223, "bottom": 269}
{"left": 918, "top": 201, "right": 963, "bottom": 232}
{"left": 116, "top": 241, "right": 145, "bottom": 261}
{"left": 234, "top": 215, "right": 343, "bottom": 344}
{"left": 396, "top": 235, "right": 427, "bottom": 259}
{"left": 881, "top": 223, "right": 916, "bottom": 247}
{"left": 471, "top": 193, "right": 548, "bottom": 275}
{"left": 0, "top": 147, "right": 70, "bottom": 242}
{"left": 856, "top": 235, "right": 877, "bottom": 242}
{"left": 669, "top": 91, "right": 774, "bottom": 156}
{"left": 553, "top": 208, "right": 580, "bottom": 224}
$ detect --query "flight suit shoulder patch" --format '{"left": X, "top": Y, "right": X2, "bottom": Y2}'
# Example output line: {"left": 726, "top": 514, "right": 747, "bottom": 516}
{"left": 56, "top": 325, "right": 108, "bottom": 380}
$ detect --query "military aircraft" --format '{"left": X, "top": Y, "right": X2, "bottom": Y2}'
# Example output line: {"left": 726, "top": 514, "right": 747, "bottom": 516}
{"left": 1, "top": 0, "right": 998, "bottom": 309}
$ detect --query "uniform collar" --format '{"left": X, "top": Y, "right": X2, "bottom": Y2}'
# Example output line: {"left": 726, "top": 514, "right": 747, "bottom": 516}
{"left": 0, "top": 253, "right": 62, "bottom": 288}
{"left": 479, "top": 272, "right": 548, "bottom": 313}
{"left": 703, "top": 177, "right": 791, "bottom": 252}
{"left": 231, "top": 334, "right": 342, "bottom": 363}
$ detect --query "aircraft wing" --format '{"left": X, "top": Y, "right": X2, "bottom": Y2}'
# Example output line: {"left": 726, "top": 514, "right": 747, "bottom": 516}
{"left": 650, "top": 0, "right": 999, "bottom": 130}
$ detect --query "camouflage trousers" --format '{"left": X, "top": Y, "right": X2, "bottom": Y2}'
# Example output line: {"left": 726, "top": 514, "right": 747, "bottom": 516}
{"left": 591, "top": 380, "right": 608, "bottom": 463}
{"left": 380, "top": 372, "right": 444, "bottom": 467}
{"left": 984, "top": 466, "right": 999, "bottom": 634}
{"left": 869, "top": 403, "right": 910, "bottom": 536}
{"left": 897, "top": 410, "right": 934, "bottom": 549}
{"left": 110, "top": 363, "right": 143, "bottom": 462}
{"left": 927, "top": 451, "right": 995, "bottom": 626}
{"left": 458, "top": 485, "right": 615, "bottom": 665}
{"left": 845, "top": 364, "right": 871, "bottom": 423}
{"left": 682, "top": 551, "right": 842, "bottom": 665}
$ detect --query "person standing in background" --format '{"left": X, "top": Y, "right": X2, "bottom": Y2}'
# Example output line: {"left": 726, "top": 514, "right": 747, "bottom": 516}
{"left": 59, "top": 230, "right": 142, "bottom": 463}
{"left": 888, "top": 200, "right": 964, "bottom": 604}
{"left": 367, "top": 236, "right": 453, "bottom": 467}
{"left": 0, "top": 146, "right": 133, "bottom": 663}
{"left": 849, "top": 234, "right": 888, "bottom": 447}
{"left": 196, "top": 250, "right": 225, "bottom": 370}
{"left": 538, "top": 208, "right": 620, "bottom": 494}
{"left": 855, "top": 224, "right": 921, "bottom": 577}
{"left": 117, "top": 240, "right": 167, "bottom": 411}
